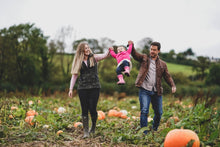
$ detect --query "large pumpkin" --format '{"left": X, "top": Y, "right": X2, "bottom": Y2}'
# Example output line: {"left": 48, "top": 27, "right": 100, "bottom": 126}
{"left": 164, "top": 129, "right": 200, "bottom": 147}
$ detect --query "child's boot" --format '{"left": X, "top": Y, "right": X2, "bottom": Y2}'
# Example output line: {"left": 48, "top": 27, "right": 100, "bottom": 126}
{"left": 117, "top": 74, "right": 125, "bottom": 85}
{"left": 124, "top": 66, "right": 130, "bottom": 77}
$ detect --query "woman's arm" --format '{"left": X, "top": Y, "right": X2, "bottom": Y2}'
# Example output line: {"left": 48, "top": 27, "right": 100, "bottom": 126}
{"left": 69, "top": 74, "right": 78, "bottom": 91}
{"left": 94, "top": 50, "right": 110, "bottom": 62}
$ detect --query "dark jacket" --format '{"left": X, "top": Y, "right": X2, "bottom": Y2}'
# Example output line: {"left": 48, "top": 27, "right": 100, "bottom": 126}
{"left": 78, "top": 55, "right": 100, "bottom": 90}
{"left": 131, "top": 44, "right": 175, "bottom": 96}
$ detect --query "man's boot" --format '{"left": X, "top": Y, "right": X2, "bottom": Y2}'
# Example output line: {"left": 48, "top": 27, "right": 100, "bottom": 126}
{"left": 82, "top": 116, "right": 89, "bottom": 138}
{"left": 89, "top": 114, "right": 97, "bottom": 134}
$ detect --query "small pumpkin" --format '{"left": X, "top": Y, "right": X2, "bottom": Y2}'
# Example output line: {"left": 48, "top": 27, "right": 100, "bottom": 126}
{"left": 108, "top": 110, "right": 118, "bottom": 117}
{"left": 98, "top": 111, "right": 105, "bottom": 120}
{"left": 74, "top": 122, "right": 83, "bottom": 128}
{"left": 26, "top": 110, "right": 38, "bottom": 117}
{"left": 164, "top": 129, "right": 200, "bottom": 147}
{"left": 56, "top": 130, "right": 63, "bottom": 135}
{"left": 11, "top": 106, "right": 18, "bottom": 110}
{"left": 25, "top": 116, "right": 35, "bottom": 125}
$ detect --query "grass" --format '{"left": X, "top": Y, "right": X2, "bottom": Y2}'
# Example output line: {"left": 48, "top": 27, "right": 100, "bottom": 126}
{"left": 0, "top": 94, "right": 219, "bottom": 146}
{"left": 166, "top": 62, "right": 196, "bottom": 76}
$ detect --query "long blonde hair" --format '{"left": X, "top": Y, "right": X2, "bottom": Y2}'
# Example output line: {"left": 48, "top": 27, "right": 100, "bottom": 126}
{"left": 71, "top": 42, "right": 95, "bottom": 74}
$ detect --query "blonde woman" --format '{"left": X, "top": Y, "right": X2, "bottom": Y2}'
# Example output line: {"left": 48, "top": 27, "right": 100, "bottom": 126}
{"left": 68, "top": 42, "right": 109, "bottom": 138}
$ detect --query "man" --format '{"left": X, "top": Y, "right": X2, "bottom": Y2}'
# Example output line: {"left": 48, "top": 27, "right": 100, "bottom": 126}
{"left": 128, "top": 40, "right": 176, "bottom": 134}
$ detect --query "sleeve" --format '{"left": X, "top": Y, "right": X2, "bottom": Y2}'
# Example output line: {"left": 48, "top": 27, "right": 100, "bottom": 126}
{"left": 69, "top": 74, "right": 78, "bottom": 90}
{"left": 109, "top": 49, "right": 117, "bottom": 59}
{"left": 131, "top": 44, "right": 144, "bottom": 62}
{"left": 94, "top": 50, "right": 110, "bottom": 62}
{"left": 163, "top": 64, "right": 176, "bottom": 87}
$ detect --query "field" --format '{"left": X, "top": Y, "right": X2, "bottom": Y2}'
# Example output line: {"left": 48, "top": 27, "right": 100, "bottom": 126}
{"left": 166, "top": 62, "right": 196, "bottom": 76}
{"left": 0, "top": 94, "right": 219, "bottom": 146}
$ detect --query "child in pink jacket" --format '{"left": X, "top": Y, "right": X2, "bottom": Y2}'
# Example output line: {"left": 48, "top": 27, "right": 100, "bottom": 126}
{"left": 109, "top": 43, "right": 132, "bottom": 85}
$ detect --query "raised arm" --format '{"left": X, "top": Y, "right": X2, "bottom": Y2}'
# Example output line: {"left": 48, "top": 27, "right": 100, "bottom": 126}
{"left": 127, "top": 44, "right": 133, "bottom": 54}
{"left": 128, "top": 41, "right": 144, "bottom": 62}
{"left": 94, "top": 50, "right": 110, "bottom": 62}
{"left": 109, "top": 48, "right": 117, "bottom": 59}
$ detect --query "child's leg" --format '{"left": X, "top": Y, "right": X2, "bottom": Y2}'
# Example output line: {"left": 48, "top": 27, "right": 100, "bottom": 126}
{"left": 116, "top": 66, "right": 125, "bottom": 85}
{"left": 122, "top": 61, "right": 130, "bottom": 76}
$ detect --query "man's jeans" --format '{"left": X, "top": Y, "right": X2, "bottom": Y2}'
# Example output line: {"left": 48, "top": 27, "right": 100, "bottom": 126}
{"left": 139, "top": 88, "right": 163, "bottom": 132}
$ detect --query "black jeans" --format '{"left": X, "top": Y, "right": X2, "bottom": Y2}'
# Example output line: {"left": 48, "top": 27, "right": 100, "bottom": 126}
{"left": 78, "top": 88, "right": 100, "bottom": 117}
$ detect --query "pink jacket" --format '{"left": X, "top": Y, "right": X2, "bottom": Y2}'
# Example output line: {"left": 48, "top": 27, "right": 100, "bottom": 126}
{"left": 109, "top": 44, "right": 132, "bottom": 64}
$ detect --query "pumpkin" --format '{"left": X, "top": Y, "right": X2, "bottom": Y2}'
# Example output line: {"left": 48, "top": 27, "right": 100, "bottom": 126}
{"left": 57, "top": 107, "right": 66, "bottom": 114}
{"left": 166, "top": 116, "right": 180, "bottom": 127}
{"left": 108, "top": 110, "right": 118, "bottom": 117}
{"left": 26, "top": 110, "right": 38, "bottom": 117}
{"left": 9, "top": 115, "right": 14, "bottom": 119}
{"left": 74, "top": 122, "right": 83, "bottom": 128}
{"left": 164, "top": 129, "right": 200, "bottom": 147}
{"left": 56, "top": 130, "right": 63, "bottom": 135}
{"left": 98, "top": 111, "right": 105, "bottom": 120}
{"left": 28, "top": 100, "right": 34, "bottom": 105}
{"left": 25, "top": 116, "right": 35, "bottom": 125}
{"left": 120, "top": 114, "right": 128, "bottom": 119}
{"left": 11, "top": 106, "right": 18, "bottom": 110}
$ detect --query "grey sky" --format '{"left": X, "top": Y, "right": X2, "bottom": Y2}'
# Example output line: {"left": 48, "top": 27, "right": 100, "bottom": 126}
{"left": 1, "top": 0, "right": 220, "bottom": 57}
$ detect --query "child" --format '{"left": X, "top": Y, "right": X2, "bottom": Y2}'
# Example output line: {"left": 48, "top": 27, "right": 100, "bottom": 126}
{"left": 109, "top": 43, "right": 133, "bottom": 85}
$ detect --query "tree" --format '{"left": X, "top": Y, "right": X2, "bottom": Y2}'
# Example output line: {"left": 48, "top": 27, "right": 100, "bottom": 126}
{"left": 0, "top": 23, "right": 50, "bottom": 91}
{"left": 183, "top": 48, "right": 194, "bottom": 56}
{"left": 206, "top": 63, "right": 220, "bottom": 85}
{"left": 99, "top": 37, "right": 115, "bottom": 53}
{"left": 55, "top": 26, "right": 75, "bottom": 77}
{"left": 137, "top": 37, "right": 153, "bottom": 54}
{"left": 192, "top": 56, "right": 210, "bottom": 80}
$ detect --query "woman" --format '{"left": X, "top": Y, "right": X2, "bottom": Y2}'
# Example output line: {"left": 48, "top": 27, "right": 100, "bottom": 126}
{"left": 68, "top": 42, "right": 109, "bottom": 138}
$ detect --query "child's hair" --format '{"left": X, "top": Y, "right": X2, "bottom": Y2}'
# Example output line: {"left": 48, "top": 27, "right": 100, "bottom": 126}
{"left": 117, "top": 45, "right": 127, "bottom": 50}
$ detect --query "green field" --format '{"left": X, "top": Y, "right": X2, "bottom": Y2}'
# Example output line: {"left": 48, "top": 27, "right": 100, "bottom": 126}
{"left": 166, "top": 62, "right": 196, "bottom": 76}
{"left": 0, "top": 95, "right": 219, "bottom": 146}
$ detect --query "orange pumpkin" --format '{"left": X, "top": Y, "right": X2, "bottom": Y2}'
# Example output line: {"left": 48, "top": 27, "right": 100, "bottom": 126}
{"left": 164, "top": 129, "right": 200, "bottom": 147}
{"left": 108, "top": 110, "right": 118, "bottom": 117}
{"left": 120, "top": 114, "right": 128, "bottom": 119}
{"left": 74, "top": 122, "right": 82, "bottom": 128}
{"left": 26, "top": 110, "right": 38, "bottom": 117}
{"left": 25, "top": 116, "right": 35, "bottom": 125}
{"left": 98, "top": 111, "right": 105, "bottom": 120}
{"left": 56, "top": 130, "right": 63, "bottom": 135}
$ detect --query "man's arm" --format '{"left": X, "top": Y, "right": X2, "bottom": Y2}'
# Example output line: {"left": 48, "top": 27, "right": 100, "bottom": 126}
{"left": 163, "top": 64, "right": 176, "bottom": 93}
{"left": 128, "top": 41, "right": 144, "bottom": 62}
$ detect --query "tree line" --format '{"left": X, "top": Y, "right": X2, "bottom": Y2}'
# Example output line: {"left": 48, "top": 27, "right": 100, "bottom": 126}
{"left": 0, "top": 23, "right": 219, "bottom": 96}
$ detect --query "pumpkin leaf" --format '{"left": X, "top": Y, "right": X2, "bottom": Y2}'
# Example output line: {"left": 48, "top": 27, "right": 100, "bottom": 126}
{"left": 186, "top": 139, "right": 195, "bottom": 147}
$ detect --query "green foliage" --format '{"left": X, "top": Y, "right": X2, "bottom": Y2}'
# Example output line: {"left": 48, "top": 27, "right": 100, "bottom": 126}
{"left": 206, "top": 63, "right": 220, "bottom": 85}
{"left": 0, "top": 96, "right": 219, "bottom": 146}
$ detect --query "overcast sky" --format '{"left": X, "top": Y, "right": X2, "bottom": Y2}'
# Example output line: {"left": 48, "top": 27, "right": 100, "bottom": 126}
{"left": 1, "top": 0, "right": 220, "bottom": 58}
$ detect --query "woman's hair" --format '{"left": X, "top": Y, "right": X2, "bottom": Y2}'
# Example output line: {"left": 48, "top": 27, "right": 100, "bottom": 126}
{"left": 71, "top": 42, "right": 95, "bottom": 74}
